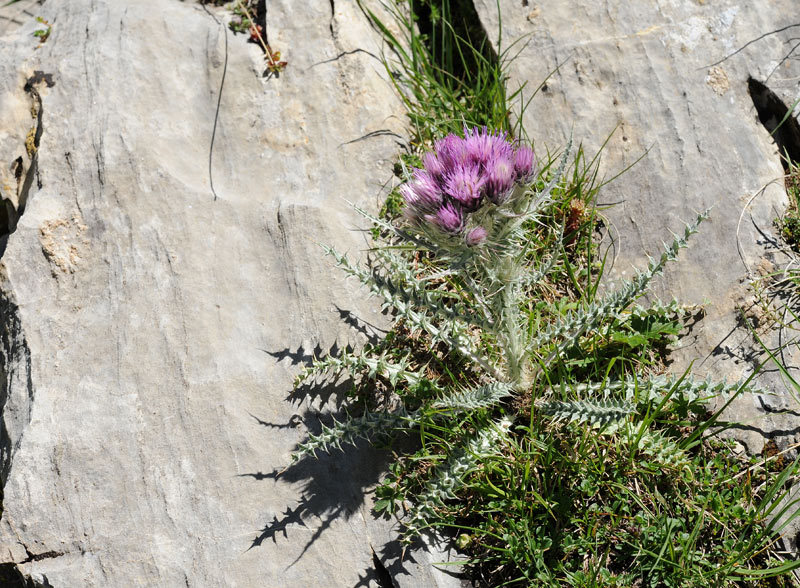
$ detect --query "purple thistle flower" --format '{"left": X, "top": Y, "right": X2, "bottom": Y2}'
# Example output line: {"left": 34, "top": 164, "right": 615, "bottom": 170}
{"left": 412, "top": 170, "right": 444, "bottom": 209}
{"left": 463, "top": 126, "right": 496, "bottom": 165}
{"left": 426, "top": 202, "right": 464, "bottom": 234}
{"left": 443, "top": 164, "right": 485, "bottom": 211}
{"left": 514, "top": 145, "right": 536, "bottom": 182}
{"left": 484, "top": 155, "right": 516, "bottom": 204}
{"left": 399, "top": 184, "right": 424, "bottom": 219}
{"left": 401, "top": 126, "right": 537, "bottom": 232}
{"left": 465, "top": 226, "right": 488, "bottom": 246}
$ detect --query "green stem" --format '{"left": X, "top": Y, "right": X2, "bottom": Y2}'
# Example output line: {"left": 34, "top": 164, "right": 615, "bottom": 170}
{"left": 494, "top": 256, "right": 527, "bottom": 390}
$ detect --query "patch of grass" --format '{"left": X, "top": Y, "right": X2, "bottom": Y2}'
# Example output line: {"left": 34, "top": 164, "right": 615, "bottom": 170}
{"left": 360, "top": 0, "right": 534, "bottom": 221}
{"left": 360, "top": 0, "right": 520, "bottom": 144}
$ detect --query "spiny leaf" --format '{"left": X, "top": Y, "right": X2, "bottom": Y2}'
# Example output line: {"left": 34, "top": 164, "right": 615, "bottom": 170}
{"left": 294, "top": 348, "right": 430, "bottom": 390}
{"left": 402, "top": 419, "right": 512, "bottom": 541}
{"left": 530, "top": 211, "right": 708, "bottom": 353}
{"left": 432, "top": 382, "right": 512, "bottom": 412}
{"left": 292, "top": 411, "right": 409, "bottom": 463}
{"left": 540, "top": 399, "right": 634, "bottom": 427}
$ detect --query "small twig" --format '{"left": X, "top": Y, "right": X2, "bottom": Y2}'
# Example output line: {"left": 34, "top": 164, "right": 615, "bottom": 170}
{"left": 766, "top": 39, "right": 800, "bottom": 82}
{"left": 235, "top": 0, "right": 267, "bottom": 52}
{"left": 235, "top": 0, "right": 286, "bottom": 74}
{"left": 307, "top": 48, "right": 381, "bottom": 70}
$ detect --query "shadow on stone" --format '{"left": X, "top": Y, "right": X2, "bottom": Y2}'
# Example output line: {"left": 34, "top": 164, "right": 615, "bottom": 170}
{"left": 333, "top": 306, "right": 387, "bottom": 344}
{"left": 244, "top": 403, "right": 446, "bottom": 585}
{"left": 748, "top": 76, "right": 800, "bottom": 171}
{"left": 721, "top": 420, "right": 800, "bottom": 439}
{"left": 353, "top": 541, "right": 421, "bottom": 588}
{"left": 242, "top": 441, "right": 384, "bottom": 554}
{"left": 242, "top": 420, "right": 407, "bottom": 568}
{"left": 0, "top": 563, "right": 53, "bottom": 588}
{"left": 262, "top": 342, "right": 354, "bottom": 407}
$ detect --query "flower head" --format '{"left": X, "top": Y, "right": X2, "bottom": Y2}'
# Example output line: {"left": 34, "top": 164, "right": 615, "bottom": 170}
{"left": 400, "top": 126, "right": 536, "bottom": 236}
{"left": 434, "top": 134, "right": 470, "bottom": 170}
{"left": 422, "top": 151, "right": 447, "bottom": 180}
{"left": 484, "top": 155, "right": 516, "bottom": 204}
{"left": 465, "top": 226, "right": 488, "bottom": 246}
{"left": 464, "top": 126, "right": 514, "bottom": 168}
{"left": 463, "top": 126, "right": 496, "bottom": 165}
{"left": 443, "top": 164, "right": 485, "bottom": 211}
{"left": 401, "top": 170, "right": 444, "bottom": 218}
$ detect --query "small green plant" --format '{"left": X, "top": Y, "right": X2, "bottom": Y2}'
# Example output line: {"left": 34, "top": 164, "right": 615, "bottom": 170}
{"left": 203, "top": 0, "right": 287, "bottom": 74}
{"left": 32, "top": 16, "right": 50, "bottom": 44}
{"left": 231, "top": 0, "right": 287, "bottom": 75}
{"left": 225, "top": 0, "right": 253, "bottom": 35}
{"left": 362, "top": 0, "right": 519, "bottom": 140}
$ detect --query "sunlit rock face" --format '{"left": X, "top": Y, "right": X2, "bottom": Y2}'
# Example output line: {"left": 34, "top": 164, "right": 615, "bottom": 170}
{"left": 0, "top": 1, "right": 459, "bottom": 585}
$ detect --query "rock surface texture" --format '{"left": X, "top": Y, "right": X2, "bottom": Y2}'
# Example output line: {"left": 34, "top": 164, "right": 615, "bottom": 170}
{"left": 0, "top": 1, "right": 458, "bottom": 586}
{"left": 476, "top": 0, "right": 800, "bottom": 454}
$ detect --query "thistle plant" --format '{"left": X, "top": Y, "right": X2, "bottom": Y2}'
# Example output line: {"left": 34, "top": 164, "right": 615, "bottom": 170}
{"left": 296, "top": 125, "right": 703, "bottom": 435}
{"left": 290, "top": 126, "right": 800, "bottom": 585}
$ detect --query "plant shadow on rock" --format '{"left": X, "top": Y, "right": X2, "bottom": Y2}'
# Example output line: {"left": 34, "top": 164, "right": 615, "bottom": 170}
{"left": 249, "top": 316, "right": 439, "bottom": 586}
{"left": 243, "top": 421, "right": 426, "bottom": 586}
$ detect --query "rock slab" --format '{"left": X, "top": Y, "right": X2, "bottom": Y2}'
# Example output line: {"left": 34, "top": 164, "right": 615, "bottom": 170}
{"left": 0, "top": 1, "right": 458, "bottom": 586}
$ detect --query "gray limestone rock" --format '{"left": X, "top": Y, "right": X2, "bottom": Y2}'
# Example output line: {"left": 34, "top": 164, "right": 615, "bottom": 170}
{"left": 475, "top": 0, "right": 800, "bottom": 455}
{"left": 0, "top": 0, "right": 460, "bottom": 586}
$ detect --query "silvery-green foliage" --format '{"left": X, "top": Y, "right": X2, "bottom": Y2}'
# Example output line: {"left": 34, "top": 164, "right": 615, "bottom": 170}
{"left": 631, "top": 427, "right": 690, "bottom": 471}
{"left": 323, "top": 243, "right": 500, "bottom": 379}
{"left": 292, "top": 411, "right": 409, "bottom": 463}
{"left": 529, "top": 212, "right": 708, "bottom": 355}
{"left": 566, "top": 374, "right": 767, "bottom": 407}
{"left": 294, "top": 347, "right": 430, "bottom": 389}
{"left": 293, "top": 384, "right": 512, "bottom": 465}
{"left": 541, "top": 399, "right": 635, "bottom": 428}
{"left": 537, "top": 401, "right": 690, "bottom": 470}
{"left": 432, "top": 382, "right": 512, "bottom": 412}
{"left": 402, "top": 418, "right": 512, "bottom": 541}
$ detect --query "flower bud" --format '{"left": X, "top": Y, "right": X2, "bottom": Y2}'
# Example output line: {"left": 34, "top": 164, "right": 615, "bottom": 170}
{"left": 465, "top": 226, "right": 488, "bottom": 246}
{"left": 514, "top": 145, "right": 536, "bottom": 182}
